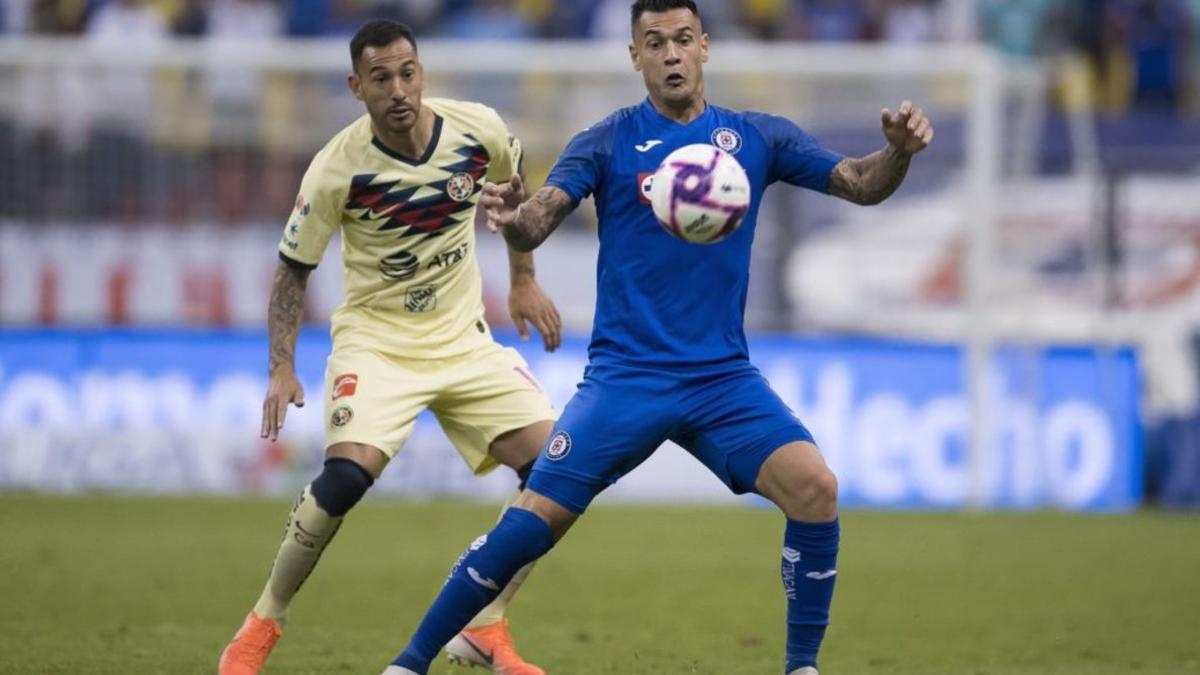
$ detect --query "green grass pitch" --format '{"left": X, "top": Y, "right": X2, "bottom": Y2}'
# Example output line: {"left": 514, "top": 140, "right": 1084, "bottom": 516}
{"left": 2, "top": 495, "right": 1198, "bottom": 674}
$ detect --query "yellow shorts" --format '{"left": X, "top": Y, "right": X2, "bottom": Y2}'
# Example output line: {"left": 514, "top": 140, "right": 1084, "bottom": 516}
{"left": 322, "top": 342, "right": 556, "bottom": 475}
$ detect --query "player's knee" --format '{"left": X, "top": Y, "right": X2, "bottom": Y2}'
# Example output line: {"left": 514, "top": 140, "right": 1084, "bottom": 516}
{"left": 310, "top": 458, "right": 374, "bottom": 517}
{"left": 811, "top": 469, "right": 839, "bottom": 514}
{"left": 781, "top": 467, "right": 838, "bottom": 523}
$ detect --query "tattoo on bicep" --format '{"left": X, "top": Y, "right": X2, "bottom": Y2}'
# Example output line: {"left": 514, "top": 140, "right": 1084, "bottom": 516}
{"left": 267, "top": 262, "right": 310, "bottom": 371}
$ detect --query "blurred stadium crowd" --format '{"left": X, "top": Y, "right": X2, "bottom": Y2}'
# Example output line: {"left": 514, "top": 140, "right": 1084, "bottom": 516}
{"left": 3, "top": 0, "right": 1199, "bottom": 119}
{"left": 1, "top": 1, "right": 1198, "bottom": 506}
{"left": 2, "top": 0, "right": 1199, "bottom": 226}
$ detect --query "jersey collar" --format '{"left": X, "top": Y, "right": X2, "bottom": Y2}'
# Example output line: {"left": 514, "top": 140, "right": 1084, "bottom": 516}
{"left": 640, "top": 97, "right": 711, "bottom": 130}
{"left": 371, "top": 113, "right": 444, "bottom": 166}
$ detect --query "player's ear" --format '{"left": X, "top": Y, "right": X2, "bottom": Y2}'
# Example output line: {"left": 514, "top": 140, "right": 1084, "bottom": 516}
{"left": 629, "top": 42, "right": 641, "bottom": 72}
{"left": 347, "top": 73, "right": 364, "bottom": 101}
{"left": 700, "top": 33, "right": 710, "bottom": 63}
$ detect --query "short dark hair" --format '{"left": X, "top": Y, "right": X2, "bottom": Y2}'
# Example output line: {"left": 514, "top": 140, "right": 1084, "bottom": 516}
{"left": 630, "top": 0, "right": 700, "bottom": 30}
{"left": 350, "top": 20, "right": 417, "bottom": 70}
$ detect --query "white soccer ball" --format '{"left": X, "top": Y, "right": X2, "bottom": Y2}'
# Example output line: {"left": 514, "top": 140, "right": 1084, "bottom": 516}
{"left": 650, "top": 143, "right": 751, "bottom": 244}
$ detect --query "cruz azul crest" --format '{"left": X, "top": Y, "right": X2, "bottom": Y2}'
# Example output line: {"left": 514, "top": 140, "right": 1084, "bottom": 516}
{"left": 710, "top": 127, "right": 742, "bottom": 154}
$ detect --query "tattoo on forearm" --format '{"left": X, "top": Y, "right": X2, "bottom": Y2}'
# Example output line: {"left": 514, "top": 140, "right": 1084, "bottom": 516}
{"left": 827, "top": 145, "right": 912, "bottom": 206}
{"left": 505, "top": 187, "right": 574, "bottom": 252}
{"left": 267, "top": 261, "right": 310, "bottom": 373}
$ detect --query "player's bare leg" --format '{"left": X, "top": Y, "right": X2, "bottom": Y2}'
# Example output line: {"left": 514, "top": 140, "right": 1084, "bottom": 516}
{"left": 219, "top": 442, "right": 385, "bottom": 675}
{"left": 756, "top": 441, "right": 838, "bottom": 523}
{"left": 446, "top": 420, "right": 555, "bottom": 675}
{"left": 755, "top": 441, "right": 840, "bottom": 675}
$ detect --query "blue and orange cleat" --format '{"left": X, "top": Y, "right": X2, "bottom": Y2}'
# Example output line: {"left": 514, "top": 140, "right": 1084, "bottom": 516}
{"left": 218, "top": 611, "right": 283, "bottom": 675}
{"left": 445, "top": 618, "right": 545, "bottom": 675}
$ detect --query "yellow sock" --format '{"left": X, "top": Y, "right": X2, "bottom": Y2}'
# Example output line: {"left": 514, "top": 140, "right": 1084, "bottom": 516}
{"left": 467, "top": 490, "right": 537, "bottom": 628}
{"left": 252, "top": 485, "right": 342, "bottom": 624}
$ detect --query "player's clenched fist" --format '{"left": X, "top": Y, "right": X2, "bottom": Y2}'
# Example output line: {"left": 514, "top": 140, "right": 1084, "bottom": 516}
{"left": 881, "top": 100, "right": 934, "bottom": 155}
{"left": 481, "top": 174, "right": 526, "bottom": 232}
{"left": 261, "top": 366, "right": 305, "bottom": 441}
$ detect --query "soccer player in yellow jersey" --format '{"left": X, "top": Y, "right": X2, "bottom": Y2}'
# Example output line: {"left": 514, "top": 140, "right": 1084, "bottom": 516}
{"left": 219, "top": 20, "right": 559, "bottom": 675}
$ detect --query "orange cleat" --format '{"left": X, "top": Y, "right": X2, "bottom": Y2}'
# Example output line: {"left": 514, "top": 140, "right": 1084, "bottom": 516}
{"left": 218, "top": 612, "right": 283, "bottom": 675}
{"left": 445, "top": 618, "right": 545, "bottom": 675}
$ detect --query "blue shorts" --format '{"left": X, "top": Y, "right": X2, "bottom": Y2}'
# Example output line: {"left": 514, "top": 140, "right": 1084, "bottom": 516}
{"left": 526, "top": 362, "right": 815, "bottom": 514}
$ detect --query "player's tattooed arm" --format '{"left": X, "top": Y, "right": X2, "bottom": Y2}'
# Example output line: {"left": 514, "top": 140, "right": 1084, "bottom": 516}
{"left": 506, "top": 165, "right": 540, "bottom": 277}
{"left": 506, "top": 186, "right": 575, "bottom": 252}
{"left": 262, "top": 260, "right": 310, "bottom": 440}
{"left": 482, "top": 176, "right": 574, "bottom": 251}
{"left": 826, "top": 146, "right": 912, "bottom": 206}
{"left": 827, "top": 100, "right": 933, "bottom": 206}
{"left": 502, "top": 172, "right": 565, "bottom": 350}
{"left": 267, "top": 260, "right": 310, "bottom": 373}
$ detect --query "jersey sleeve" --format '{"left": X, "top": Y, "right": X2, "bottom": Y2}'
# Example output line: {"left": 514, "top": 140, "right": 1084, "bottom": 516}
{"left": 543, "top": 122, "right": 611, "bottom": 205}
{"left": 747, "top": 112, "right": 844, "bottom": 193}
{"left": 480, "top": 106, "right": 523, "bottom": 183}
{"left": 278, "top": 152, "right": 342, "bottom": 268}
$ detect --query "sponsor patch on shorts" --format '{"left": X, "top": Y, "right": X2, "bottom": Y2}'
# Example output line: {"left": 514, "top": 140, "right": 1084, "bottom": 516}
{"left": 332, "top": 373, "right": 358, "bottom": 400}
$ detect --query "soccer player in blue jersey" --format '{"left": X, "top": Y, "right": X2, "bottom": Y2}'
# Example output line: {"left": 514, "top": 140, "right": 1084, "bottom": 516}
{"left": 382, "top": 1, "right": 933, "bottom": 674}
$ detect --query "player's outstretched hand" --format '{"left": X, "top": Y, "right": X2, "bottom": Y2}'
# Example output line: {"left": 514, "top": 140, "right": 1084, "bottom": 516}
{"left": 509, "top": 276, "right": 562, "bottom": 352}
{"left": 881, "top": 100, "right": 934, "bottom": 155}
{"left": 481, "top": 174, "right": 526, "bottom": 233}
{"left": 261, "top": 366, "right": 305, "bottom": 441}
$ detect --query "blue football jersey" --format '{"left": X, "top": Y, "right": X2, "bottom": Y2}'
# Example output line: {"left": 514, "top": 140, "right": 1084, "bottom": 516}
{"left": 545, "top": 98, "right": 843, "bottom": 370}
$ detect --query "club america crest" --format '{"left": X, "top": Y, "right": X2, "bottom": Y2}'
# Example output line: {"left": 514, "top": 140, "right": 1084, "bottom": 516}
{"left": 446, "top": 171, "right": 475, "bottom": 202}
{"left": 331, "top": 405, "right": 354, "bottom": 427}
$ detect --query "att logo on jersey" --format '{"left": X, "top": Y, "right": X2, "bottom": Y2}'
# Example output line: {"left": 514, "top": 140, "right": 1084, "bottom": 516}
{"left": 428, "top": 242, "right": 468, "bottom": 270}
{"left": 379, "top": 250, "right": 420, "bottom": 280}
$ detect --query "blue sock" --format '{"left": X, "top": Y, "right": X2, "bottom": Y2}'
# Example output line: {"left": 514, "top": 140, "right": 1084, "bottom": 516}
{"left": 391, "top": 508, "right": 554, "bottom": 673}
{"left": 781, "top": 518, "right": 839, "bottom": 672}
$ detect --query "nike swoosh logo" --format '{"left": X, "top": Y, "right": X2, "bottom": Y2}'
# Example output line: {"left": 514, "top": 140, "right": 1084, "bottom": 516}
{"left": 635, "top": 140, "right": 663, "bottom": 152}
{"left": 459, "top": 634, "right": 494, "bottom": 665}
{"left": 805, "top": 570, "right": 838, "bottom": 580}
{"left": 468, "top": 567, "right": 500, "bottom": 591}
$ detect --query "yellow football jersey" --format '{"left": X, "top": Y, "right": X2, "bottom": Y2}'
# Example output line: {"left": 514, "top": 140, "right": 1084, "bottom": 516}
{"left": 278, "top": 98, "right": 522, "bottom": 359}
